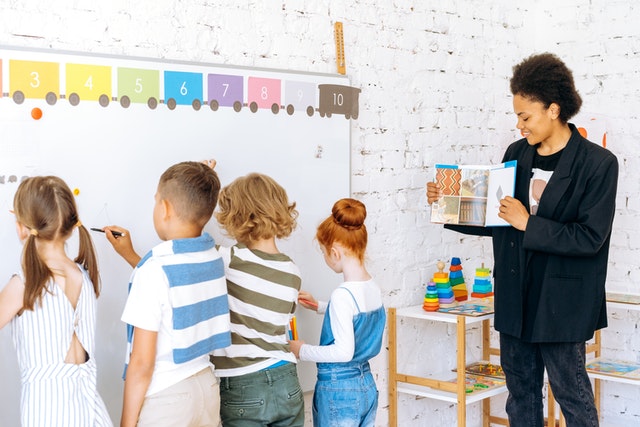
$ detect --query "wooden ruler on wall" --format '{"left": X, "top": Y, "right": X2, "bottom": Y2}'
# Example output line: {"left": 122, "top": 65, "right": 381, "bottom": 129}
{"left": 334, "top": 22, "right": 346, "bottom": 75}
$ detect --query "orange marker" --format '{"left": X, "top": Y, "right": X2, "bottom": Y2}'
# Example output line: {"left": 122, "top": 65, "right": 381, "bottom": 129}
{"left": 299, "top": 298, "right": 318, "bottom": 309}
{"left": 31, "top": 108, "right": 43, "bottom": 120}
{"left": 289, "top": 316, "right": 298, "bottom": 340}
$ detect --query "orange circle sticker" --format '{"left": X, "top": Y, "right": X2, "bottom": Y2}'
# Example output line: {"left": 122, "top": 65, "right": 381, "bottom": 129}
{"left": 31, "top": 108, "right": 43, "bottom": 120}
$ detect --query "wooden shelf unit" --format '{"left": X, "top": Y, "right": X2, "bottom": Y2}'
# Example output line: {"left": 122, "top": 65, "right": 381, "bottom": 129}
{"left": 388, "top": 296, "right": 639, "bottom": 426}
{"left": 388, "top": 305, "right": 508, "bottom": 427}
{"left": 582, "top": 297, "right": 640, "bottom": 416}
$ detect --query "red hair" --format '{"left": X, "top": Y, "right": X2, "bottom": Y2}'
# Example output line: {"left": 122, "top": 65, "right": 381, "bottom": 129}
{"left": 316, "top": 198, "right": 367, "bottom": 263}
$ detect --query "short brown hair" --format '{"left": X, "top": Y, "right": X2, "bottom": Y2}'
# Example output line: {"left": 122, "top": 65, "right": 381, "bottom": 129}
{"left": 216, "top": 173, "right": 297, "bottom": 243}
{"left": 158, "top": 161, "right": 221, "bottom": 228}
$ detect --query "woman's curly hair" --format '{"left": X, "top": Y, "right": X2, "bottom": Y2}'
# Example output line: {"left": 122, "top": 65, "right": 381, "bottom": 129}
{"left": 510, "top": 52, "right": 582, "bottom": 123}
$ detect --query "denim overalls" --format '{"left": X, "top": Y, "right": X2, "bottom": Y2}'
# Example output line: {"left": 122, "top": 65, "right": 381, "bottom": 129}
{"left": 312, "top": 288, "right": 386, "bottom": 427}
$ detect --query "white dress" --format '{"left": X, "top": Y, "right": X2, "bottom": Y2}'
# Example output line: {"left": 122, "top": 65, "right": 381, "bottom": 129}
{"left": 11, "top": 266, "right": 113, "bottom": 427}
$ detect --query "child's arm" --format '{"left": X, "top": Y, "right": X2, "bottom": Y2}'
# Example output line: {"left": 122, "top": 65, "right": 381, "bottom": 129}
{"left": 288, "top": 337, "right": 305, "bottom": 359}
{"left": 103, "top": 226, "right": 142, "bottom": 268}
{"left": 294, "top": 289, "right": 357, "bottom": 363}
{"left": 121, "top": 327, "right": 157, "bottom": 427}
{"left": 0, "top": 275, "right": 25, "bottom": 329}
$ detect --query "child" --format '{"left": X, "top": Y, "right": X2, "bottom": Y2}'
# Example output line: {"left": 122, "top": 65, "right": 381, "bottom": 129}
{"left": 101, "top": 161, "right": 231, "bottom": 427}
{"left": 209, "top": 172, "right": 305, "bottom": 427}
{"left": 289, "top": 198, "right": 385, "bottom": 427}
{"left": 0, "top": 176, "right": 113, "bottom": 426}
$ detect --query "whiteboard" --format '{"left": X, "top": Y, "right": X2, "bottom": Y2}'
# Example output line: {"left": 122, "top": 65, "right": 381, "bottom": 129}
{"left": 0, "top": 46, "right": 353, "bottom": 423}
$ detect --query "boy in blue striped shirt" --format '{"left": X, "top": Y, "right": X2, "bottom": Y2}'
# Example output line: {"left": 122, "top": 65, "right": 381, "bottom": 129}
{"left": 102, "top": 161, "right": 231, "bottom": 427}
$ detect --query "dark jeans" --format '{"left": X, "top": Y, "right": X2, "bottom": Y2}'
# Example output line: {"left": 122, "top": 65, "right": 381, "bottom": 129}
{"left": 219, "top": 362, "right": 304, "bottom": 427}
{"left": 499, "top": 333, "right": 599, "bottom": 427}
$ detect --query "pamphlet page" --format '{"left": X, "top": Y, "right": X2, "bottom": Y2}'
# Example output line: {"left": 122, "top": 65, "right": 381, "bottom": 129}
{"left": 430, "top": 161, "right": 516, "bottom": 227}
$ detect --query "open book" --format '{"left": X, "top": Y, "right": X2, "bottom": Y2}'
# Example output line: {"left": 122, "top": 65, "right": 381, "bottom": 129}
{"left": 430, "top": 161, "right": 517, "bottom": 226}
{"left": 586, "top": 358, "right": 640, "bottom": 380}
{"left": 437, "top": 300, "right": 494, "bottom": 317}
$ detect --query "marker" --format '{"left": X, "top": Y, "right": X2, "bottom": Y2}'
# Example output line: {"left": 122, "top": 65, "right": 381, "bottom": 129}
{"left": 289, "top": 316, "right": 298, "bottom": 340}
{"left": 298, "top": 298, "right": 318, "bottom": 309}
{"left": 90, "top": 227, "right": 125, "bottom": 237}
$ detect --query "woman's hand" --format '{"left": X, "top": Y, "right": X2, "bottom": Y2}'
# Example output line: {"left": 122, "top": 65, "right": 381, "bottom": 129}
{"left": 498, "top": 196, "right": 530, "bottom": 231}
{"left": 426, "top": 181, "right": 441, "bottom": 205}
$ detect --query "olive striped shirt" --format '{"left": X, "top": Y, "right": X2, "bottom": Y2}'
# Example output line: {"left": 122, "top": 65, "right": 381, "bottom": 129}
{"left": 211, "top": 244, "right": 301, "bottom": 377}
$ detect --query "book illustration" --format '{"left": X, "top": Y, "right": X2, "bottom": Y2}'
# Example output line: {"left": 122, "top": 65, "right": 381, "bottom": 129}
{"left": 430, "top": 161, "right": 517, "bottom": 227}
{"left": 437, "top": 299, "right": 494, "bottom": 316}
{"left": 586, "top": 358, "right": 640, "bottom": 380}
{"left": 462, "top": 361, "right": 505, "bottom": 379}
{"left": 606, "top": 292, "right": 640, "bottom": 305}
{"left": 446, "top": 373, "right": 506, "bottom": 394}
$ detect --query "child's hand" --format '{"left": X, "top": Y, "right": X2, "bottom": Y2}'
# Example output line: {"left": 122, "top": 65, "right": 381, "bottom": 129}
{"left": 201, "top": 159, "right": 216, "bottom": 169}
{"left": 103, "top": 226, "right": 141, "bottom": 268}
{"left": 298, "top": 291, "right": 318, "bottom": 311}
{"left": 288, "top": 339, "right": 305, "bottom": 359}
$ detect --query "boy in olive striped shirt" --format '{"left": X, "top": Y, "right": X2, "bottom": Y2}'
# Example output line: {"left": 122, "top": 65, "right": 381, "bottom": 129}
{"left": 210, "top": 172, "right": 304, "bottom": 427}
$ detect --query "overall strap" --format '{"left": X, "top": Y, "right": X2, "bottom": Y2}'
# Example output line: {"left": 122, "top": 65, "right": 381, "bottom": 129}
{"left": 338, "top": 287, "right": 361, "bottom": 313}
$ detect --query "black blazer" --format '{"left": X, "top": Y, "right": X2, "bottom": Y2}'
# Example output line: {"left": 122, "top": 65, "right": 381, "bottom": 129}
{"left": 446, "top": 124, "right": 618, "bottom": 342}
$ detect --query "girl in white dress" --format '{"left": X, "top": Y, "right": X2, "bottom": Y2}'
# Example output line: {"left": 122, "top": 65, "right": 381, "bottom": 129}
{"left": 0, "top": 176, "right": 113, "bottom": 427}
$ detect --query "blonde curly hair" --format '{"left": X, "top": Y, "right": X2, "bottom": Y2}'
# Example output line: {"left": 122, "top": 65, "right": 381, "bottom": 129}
{"left": 216, "top": 173, "right": 297, "bottom": 244}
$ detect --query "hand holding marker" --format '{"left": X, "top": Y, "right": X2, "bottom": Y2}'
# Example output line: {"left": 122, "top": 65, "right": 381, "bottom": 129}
{"left": 297, "top": 289, "right": 319, "bottom": 310}
{"left": 299, "top": 298, "right": 318, "bottom": 309}
{"left": 90, "top": 227, "right": 126, "bottom": 238}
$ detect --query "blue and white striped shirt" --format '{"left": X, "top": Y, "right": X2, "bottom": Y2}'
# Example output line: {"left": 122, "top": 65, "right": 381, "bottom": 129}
{"left": 121, "top": 233, "right": 231, "bottom": 395}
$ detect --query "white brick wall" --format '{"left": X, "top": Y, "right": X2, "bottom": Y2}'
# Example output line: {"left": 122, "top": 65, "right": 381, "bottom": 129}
{"left": 1, "top": 1, "right": 639, "bottom": 425}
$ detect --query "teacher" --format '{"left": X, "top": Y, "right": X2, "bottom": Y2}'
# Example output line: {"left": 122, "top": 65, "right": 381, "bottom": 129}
{"left": 427, "top": 52, "right": 618, "bottom": 427}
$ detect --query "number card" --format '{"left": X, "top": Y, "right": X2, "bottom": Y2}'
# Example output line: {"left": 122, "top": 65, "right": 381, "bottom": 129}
{"left": 207, "top": 74, "right": 243, "bottom": 108}
{"left": 164, "top": 71, "right": 203, "bottom": 106}
{"left": 66, "top": 63, "right": 112, "bottom": 103}
{"left": 117, "top": 67, "right": 160, "bottom": 105}
{"left": 247, "top": 76, "right": 281, "bottom": 110}
{"left": 284, "top": 80, "right": 316, "bottom": 115}
{"left": 9, "top": 59, "right": 60, "bottom": 100}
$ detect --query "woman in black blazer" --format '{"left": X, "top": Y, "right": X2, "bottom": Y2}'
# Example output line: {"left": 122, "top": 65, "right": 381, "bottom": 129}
{"left": 427, "top": 53, "right": 618, "bottom": 427}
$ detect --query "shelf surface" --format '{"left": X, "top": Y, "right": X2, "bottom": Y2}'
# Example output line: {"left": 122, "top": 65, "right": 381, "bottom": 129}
{"left": 395, "top": 304, "right": 494, "bottom": 324}
{"left": 397, "top": 380, "right": 507, "bottom": 404}
{"left": 588, "top": 371, "right": 640, "bottom": 385}
{"left": 607, "top": 301, "right": 640, "bottom": 313}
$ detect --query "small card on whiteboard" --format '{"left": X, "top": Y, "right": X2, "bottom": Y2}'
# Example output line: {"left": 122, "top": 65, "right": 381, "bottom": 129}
{"left": 430, "top": 161, "right": 517, "bottom": 227}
